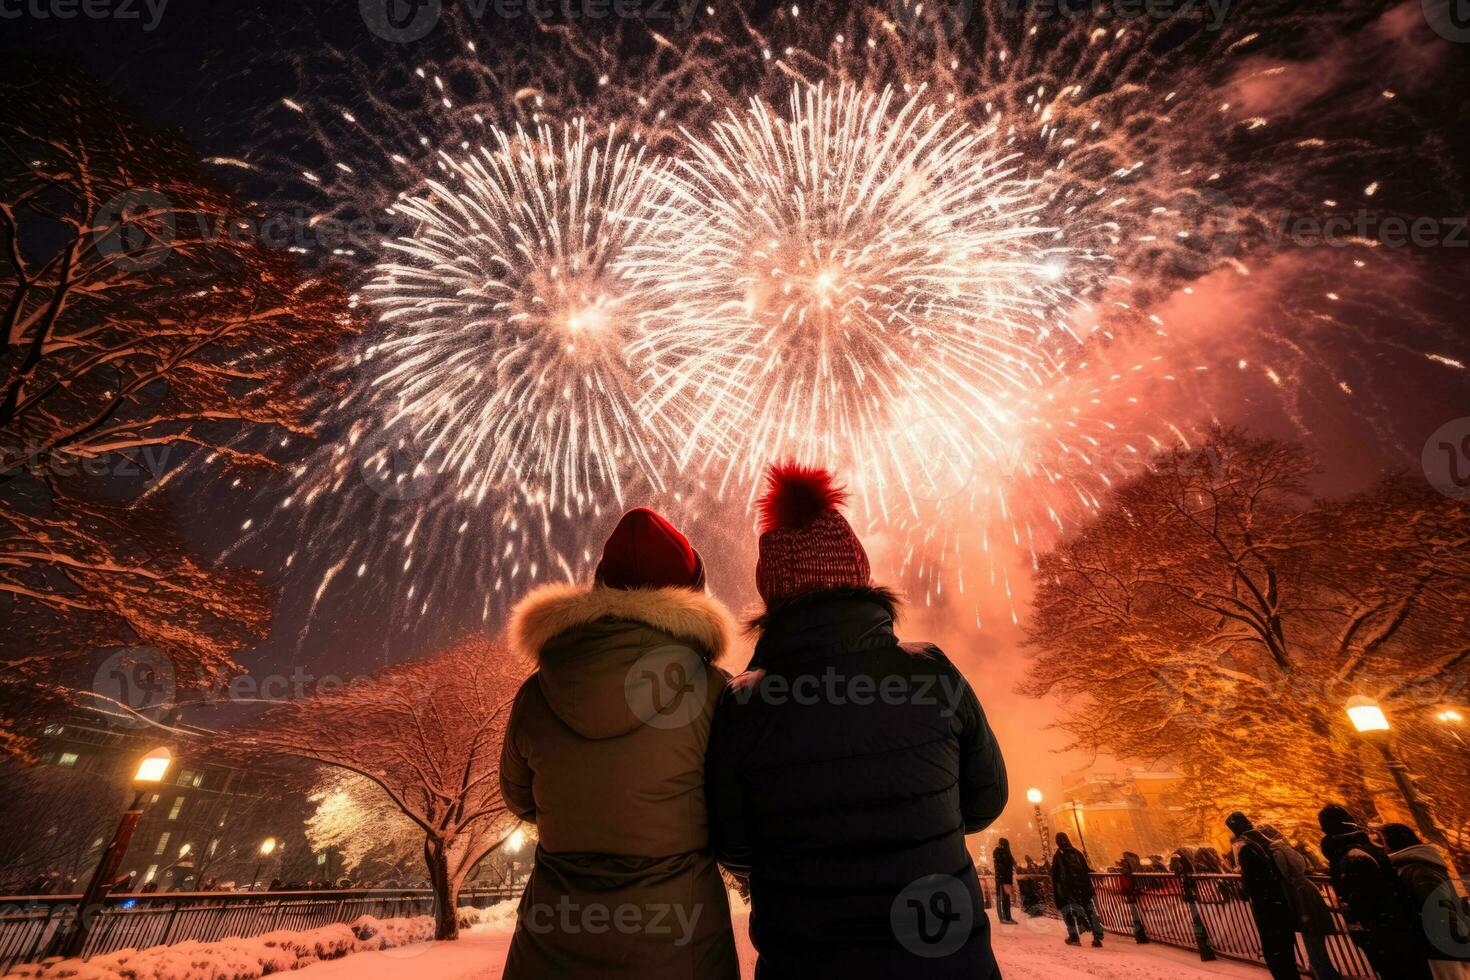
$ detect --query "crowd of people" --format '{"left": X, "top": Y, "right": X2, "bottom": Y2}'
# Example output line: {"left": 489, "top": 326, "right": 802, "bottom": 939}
{"left": 1228, "top": 807, "right": 1468, "bottom": 980}
{"left": 988, "top": 809, "right": 1469, "bottom": 980}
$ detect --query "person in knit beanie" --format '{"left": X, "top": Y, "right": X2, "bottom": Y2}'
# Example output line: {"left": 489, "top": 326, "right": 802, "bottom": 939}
{"left": 500, "top": 508, "right": 738, "bottom": 980}
{"left": 706, "top": 462, "right": 1009, "bottom": 980}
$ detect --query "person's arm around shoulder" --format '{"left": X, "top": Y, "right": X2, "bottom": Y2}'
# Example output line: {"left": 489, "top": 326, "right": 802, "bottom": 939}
{"left": 498, "top": 675, "right": 539, "bottom": 823}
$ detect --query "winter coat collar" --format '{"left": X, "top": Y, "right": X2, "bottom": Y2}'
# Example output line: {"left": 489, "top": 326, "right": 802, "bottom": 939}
{"left": 1389, "top": 843, "right": 1448, "bottom": 870}
{"left": 748, "top": 588, "right": 898, "bottom": 669}
{"left": 509, "top": 582, "right": 735, "bottom": 663}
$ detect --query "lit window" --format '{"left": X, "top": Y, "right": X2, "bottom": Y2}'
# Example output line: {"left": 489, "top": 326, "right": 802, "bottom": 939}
{"left": 168, "top": 797, "right": 185, "bottom": 821}
{"left": 57, "top": 752, "right": 79, "bottom": 768}
{"left": 154, "top": 832, "right": 171, "bottom": 855}
{"left": 144, "top": 865, "right": 158, "bottom": 883}
{"left": 177, "top": 769, "right": 195, "bottom": 787}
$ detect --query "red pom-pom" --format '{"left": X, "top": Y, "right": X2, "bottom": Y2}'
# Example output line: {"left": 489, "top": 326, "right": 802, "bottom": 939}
{"left": 758, "top": 462, "right": 848, "bottom": 533}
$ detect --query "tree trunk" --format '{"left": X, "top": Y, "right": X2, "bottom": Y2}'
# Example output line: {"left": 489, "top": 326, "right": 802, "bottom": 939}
{"left": 424, "top": 836, "right": 459, "bottom": 941}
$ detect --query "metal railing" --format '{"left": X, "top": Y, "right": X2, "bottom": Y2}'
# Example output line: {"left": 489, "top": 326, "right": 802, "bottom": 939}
{"left": 986, "top": 871, "right": 1378, "bottom": 979}
{"left": 0, "top": 886, "right": 517, "bottom": 972}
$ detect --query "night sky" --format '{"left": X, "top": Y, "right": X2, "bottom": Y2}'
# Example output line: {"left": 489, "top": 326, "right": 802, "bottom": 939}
{"left": 8, "top": 0, "right": 1470, "bottom": 829}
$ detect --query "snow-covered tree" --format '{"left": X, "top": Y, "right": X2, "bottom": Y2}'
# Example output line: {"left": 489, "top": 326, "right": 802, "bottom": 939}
{"left": 306, "top": 771, "right": 423, "bottom": 884}
{"left": 238, "top": 638, "right": 522, "bottom": 939}
{"left": 1022, "top": 428, "right": 1470, "bottom": 851}
{"left": 0, "top": 61, "right": 356, "bottom": 753}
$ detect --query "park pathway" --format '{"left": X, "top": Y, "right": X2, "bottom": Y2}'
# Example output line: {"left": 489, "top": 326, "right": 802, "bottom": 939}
{"left": 291, "top": 905, "right": 1271, "bottom": 980}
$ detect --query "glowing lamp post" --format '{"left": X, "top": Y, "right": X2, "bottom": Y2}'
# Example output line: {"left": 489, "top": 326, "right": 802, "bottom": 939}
{"left": 1345, "top": 696, "right": 1456, "bottom": 870}
{"left": 1027, "top": 788, "right": 1051, "bottom": 864}
{"left": 506, "top": 827, "right": 527, "bottom": 890}
{"left": 1064, "top": 800, "right": 1091, "bottom": 865}
{"left": 57, "top": 746, "right": 171, "bottom": 957}
{"left": 252, "top": 838, "right": 278, "bottom": 892}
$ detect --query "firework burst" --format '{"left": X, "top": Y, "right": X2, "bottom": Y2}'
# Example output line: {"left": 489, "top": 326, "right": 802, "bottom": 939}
{"left": 361, "top": 119, "right": 680, "bottom": 512}
{"left": 224, "top": 1, "right": 1465, "bottom": 644}
{"left": 630, "top": 80, "right": 1090, "bottom": 525}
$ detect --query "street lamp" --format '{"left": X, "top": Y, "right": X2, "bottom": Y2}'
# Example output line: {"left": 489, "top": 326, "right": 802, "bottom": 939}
{"left": 1026, "top": 788, "right": 1051, "bottom": 864}
{"left": 1064, "top": 800, "right": 1091, "bottom": 865}
{"left": 1345, "top": 696, "right": 1457, "bottom": 872}
{"left": 252, "top": 837, "right": 278, "bottom": 891}
{"left": 505, "top": 827, "right": 528, "bottom": 890}
{"left": 55, "top": 746, "right": 171, "bottom": 957}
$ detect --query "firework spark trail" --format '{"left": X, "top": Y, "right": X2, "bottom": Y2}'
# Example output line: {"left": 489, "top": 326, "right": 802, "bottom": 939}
{"left": 223, "top": 1, "right": 1465, "bottom": 644}
{"left": 362, "top": 119, "right": 680, "bottom": 513}
{"left": 629, "top": 80, "right": 1084, "bottom": 528}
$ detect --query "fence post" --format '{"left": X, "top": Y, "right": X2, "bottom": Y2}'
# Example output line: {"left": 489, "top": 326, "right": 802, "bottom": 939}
{"left": 157, "top": 899, "right": 182, "bottom": 947}
{"left": 1181, "top": 873, "right": 1217, "bottom": 961}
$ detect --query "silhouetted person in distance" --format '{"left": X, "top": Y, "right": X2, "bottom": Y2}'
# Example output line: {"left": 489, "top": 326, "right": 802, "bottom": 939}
{"left": 1319, "top": 805, "right": 1433, "bottom": 980}
{"left": 1051, "top": 832, "right": 1102, "bottom": 947}
{"left": 1225, "top": 812, "right": 1299, "bottom": 980}
{"left": 993, "top": 838, "right": 1018, "bottom": 925}
{"left": 1382, "top": 823, "right": 1470, "bottom": 980}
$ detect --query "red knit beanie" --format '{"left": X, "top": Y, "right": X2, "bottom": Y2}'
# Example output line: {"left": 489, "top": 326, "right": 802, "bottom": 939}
{"left": 595, "top": 508, "right": 706, "bottom": 591}
{"left": 755, "top": 463, "right": 871, "bottom": 604}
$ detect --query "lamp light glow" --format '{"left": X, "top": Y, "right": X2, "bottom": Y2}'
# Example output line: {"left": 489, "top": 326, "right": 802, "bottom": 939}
{"left": 1346, "top": 696, "right": 1390, "bottom": 733}
{"left": 133, "top": 747, "right": 172, "bottom": 784}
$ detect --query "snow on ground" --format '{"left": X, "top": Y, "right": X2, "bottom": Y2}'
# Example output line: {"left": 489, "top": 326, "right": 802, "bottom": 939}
{"left": 291, "top": 904, "right": 1268, "bottom": 979}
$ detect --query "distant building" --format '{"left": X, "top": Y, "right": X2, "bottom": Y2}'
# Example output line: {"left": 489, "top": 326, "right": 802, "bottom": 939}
{"left": 1047, "top": 770, "right": 1186, "bottom": 868}
{"left": 24, "top": 717, "right": 312, "bottom": 891}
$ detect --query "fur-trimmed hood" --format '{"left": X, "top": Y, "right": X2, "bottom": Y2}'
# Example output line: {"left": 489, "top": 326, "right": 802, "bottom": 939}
{"left": 507, "top": 583, "right": 735, "bottom": 740}
{"left": 510, "top": 582, "right": 735, "bottom": 663}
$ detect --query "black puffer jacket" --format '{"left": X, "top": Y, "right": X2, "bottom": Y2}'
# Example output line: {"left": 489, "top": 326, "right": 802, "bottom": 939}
{"left": 706, "top": 589, "right": 1008, "bottom": 979}
{"left": 1050, "top": 843, "right": 1094, "bottom": 906}
{"left": 993, "top": 842, "right": 1016, "bottom": 886}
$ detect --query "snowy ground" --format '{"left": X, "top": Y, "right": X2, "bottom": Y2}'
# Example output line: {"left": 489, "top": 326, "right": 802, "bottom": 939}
{"left": 290, "top": 906, "right": 1268, "bottom": 979}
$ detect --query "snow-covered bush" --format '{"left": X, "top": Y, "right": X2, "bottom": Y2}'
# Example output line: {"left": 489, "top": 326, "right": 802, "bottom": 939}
{"left": 458, "top": 903, "right": 518, "bottom": 931}
{"left": 0, "top": 904, "right": 513, "bottom": 980}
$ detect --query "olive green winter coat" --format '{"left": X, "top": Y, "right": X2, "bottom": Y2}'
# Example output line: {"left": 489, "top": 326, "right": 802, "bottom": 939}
{"left": 499, "top": 583, "right": 740, "bottom": 980}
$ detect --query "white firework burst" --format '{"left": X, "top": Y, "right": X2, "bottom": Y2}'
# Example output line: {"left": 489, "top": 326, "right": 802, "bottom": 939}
{"left": 360, "top": 118, "right": 679, "bottom": 514}
{"left": 628, "top": 81, "right": 1087, "bottom": 521}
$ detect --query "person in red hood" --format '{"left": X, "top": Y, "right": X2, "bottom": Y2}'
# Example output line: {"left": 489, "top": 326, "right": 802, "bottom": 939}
{"left": 500, "top": 508, "right": 739, "bottom": 980}
{"left": 706, "top": 463, "right": 1008, "bottom": 979}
